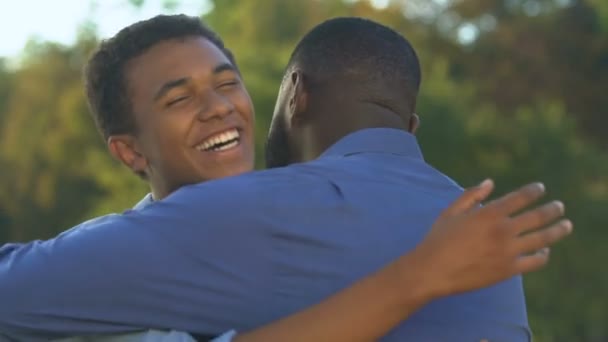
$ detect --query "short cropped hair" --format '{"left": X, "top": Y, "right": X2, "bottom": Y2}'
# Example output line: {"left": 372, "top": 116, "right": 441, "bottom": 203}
{"left": 287, "top": 17, "right": 421, "bottom": 111}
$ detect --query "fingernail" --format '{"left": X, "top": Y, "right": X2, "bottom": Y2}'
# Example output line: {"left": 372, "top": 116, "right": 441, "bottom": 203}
{"left": 536, "top": 182, "right": 545, "bottom": 193}
{"left": 563, "top": 219, "right": 573, "bottom": 233}
{"left": 554, "top": 201, "right": 565, "bottom": 213}
{"left": 480, "top": 179, "right": 493, "bottom": 188}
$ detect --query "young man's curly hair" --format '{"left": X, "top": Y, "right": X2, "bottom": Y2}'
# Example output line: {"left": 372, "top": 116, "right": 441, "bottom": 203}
{"left": 84, "top": 14, "right": 237, "bottom": 141}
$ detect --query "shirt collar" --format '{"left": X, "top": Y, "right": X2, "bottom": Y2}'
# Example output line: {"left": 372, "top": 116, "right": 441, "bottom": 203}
{"left": 320, "top": 128, "right": 424, "bottom": 160}
{"left": 133, "top": 193, "right": 154, "bottom": 211}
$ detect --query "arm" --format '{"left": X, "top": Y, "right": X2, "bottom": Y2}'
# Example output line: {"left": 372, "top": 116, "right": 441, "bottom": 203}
{"left": 231, "top": 244, "right": 431, "bottom": 342}
{"left": 0, "top": 180, "right": 571, "bottom": 341}
{"left": 232, "top": 180, "right": 571, "bottom": 342}
{"left": 0, "top": 182, "right": 272, "bottom": 340}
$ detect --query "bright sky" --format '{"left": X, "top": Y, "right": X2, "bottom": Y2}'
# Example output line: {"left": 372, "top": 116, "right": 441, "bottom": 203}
{"left": 1, "top": 0, "right": 475, "bottom": 59}
{"left": 0, "top": 0, "right": 211, "bottom": 58}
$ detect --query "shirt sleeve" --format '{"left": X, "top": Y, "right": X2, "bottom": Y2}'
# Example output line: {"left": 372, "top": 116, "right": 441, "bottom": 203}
{"left": 55, "top": 329, "right": 200, "bottom": 342}
{"left": 210, "top": 330, "right": 238, "bottom": 342}
{"left": 0, "top": 242, "right": 25, "bottom": 254}
{"left": 0, "top": 180, "right": 271, "bottom": 340}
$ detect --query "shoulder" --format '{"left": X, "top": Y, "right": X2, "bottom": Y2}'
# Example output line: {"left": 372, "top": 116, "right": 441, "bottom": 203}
{"left": 162, "top": 166, "right": 319, "bottom": 208}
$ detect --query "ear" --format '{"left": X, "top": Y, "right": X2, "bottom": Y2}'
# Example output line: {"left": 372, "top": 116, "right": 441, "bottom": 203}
{"left": 108, "top": 135, "right": 149, "bottom": 176}
{"left": 408, "top": 113, "right": 420, "bottom": 134}
{"left": 288, "top": 71, "right": 309, "bottom": 126}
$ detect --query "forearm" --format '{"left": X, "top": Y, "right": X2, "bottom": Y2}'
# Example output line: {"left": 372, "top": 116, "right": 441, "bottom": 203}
{"left": 234, "top": 250, "right": 434, "bottom": 342}
{"left": 0, "top": 223, "right": 163, "bottom": 336}
{"left": 0, "top": 209, "right": 270, "bottom": 338}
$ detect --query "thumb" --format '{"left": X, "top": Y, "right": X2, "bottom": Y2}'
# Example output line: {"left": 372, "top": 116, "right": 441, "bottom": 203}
{"left": 441, "top": 179, "right": 494, "bottom": 217}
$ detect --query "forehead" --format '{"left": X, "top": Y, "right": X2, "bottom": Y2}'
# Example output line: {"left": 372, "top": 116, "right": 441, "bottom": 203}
{"left": 125, "top": 36, "right": 232, "bottom": 97}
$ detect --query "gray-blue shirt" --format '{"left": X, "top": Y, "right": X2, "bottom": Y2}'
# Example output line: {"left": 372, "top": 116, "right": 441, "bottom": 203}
{"left": 0, "top": 128, "right": 530, "bottom": 341}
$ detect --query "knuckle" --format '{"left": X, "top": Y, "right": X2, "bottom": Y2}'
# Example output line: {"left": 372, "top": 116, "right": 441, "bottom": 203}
{"left": 478, "top": 203, "right": 499, "bottom": 218}
{"left": 537, "top": 231, "right": 553, "bottom": 246}
{"left": 490, "top": 220, "right": 510, "bottom": 238}
{"left": 522, "top": 233, "right": 549, "bottom": 252}
{"left": 520, "top": 183, "right": 544, "bottom": 203}
{"left": 536, "top": 206, "right": 554, "bottom": 223}
{"left": 494, "top": 199, "right": 513, "bottom": 215}
{"left": 541, "top": 227, "right": 564, "bottom": 246}
{"left": 498, "top": 217, "right": 518, "bottom": 233}
{"left": 506, "top": 193, "right": 529, "bottom": 210}
{"left": 521, "top": 185, "right": 538, "bottom": 201}
{"left": 529, "top": 203, "right": 560, "bottom": 225}
{"left": 501, "top": 194, "right": 521, "bottom": 209}
{"left": 549, "top": 222, "right": 571, "bottom": 242}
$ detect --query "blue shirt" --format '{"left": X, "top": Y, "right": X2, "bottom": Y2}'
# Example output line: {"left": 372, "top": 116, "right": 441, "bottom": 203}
{"left": 0, "top": 128, "right": 530, "bottom": 341}
{"left": 54, "top": 196, "right": 237, "bottom": 342}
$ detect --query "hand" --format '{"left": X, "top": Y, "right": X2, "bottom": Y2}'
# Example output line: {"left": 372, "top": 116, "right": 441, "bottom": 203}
{"left": 411, "top": 179, "right": 572, "bottom": 298}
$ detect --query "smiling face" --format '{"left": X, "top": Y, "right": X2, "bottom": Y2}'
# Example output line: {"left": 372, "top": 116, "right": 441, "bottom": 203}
{"left": 116, "top": 36, "right": 255, "bottom": 198}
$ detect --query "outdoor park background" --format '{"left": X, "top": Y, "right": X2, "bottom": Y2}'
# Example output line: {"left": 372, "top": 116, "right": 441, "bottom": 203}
{"left": 0, "top": 0, "right": 606, "bottom": 340}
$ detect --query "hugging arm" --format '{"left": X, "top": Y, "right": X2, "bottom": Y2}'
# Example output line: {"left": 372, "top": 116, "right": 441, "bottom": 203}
{"left": 0, "top": 181, "right": 570, "bottom": 341}
{"left": 231, "top": 180, "right": 572, "bottom": 342}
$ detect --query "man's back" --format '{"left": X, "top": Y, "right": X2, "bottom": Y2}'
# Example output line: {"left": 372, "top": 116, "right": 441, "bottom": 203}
{"left": 0, "top": 129, "right": 529, "bottom": 341}
{"left": 244, "top": 128, "right": 530, "bottom": 341}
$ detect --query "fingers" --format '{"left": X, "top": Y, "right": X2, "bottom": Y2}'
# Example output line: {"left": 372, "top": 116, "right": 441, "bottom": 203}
{"left": 517, "top": 219, "right": 573, "bottom": 253}
{"left": 509, "top": 201, "right": 565, "bottom": 235}
{"left": 515, "top": 248, "right": 551, "bottom": 274}
{"left": 441, "top": 179, "right": 495, "bottom": 217}
{"left": 484, "top": 182, "right": 545, "bottom": 216}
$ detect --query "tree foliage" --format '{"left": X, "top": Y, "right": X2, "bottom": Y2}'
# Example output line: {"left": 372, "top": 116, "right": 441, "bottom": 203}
{"left": 0, "top": 1, "right": 605, "bottom": 340}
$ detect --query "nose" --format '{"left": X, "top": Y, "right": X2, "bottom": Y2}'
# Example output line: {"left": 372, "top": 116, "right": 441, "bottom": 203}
{"left": 197, "top": 90, "right": 235, "bottom": 121}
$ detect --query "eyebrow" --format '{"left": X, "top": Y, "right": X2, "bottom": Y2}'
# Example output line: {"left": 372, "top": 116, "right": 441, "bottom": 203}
{"left": 153, "top": 63, "right": 237, "bottom": 102}
{"left": 153, "top": 77, "right": 190, "bottom": 101}
{"left": 213, "top": 63, "right": 237, "bottom": 75}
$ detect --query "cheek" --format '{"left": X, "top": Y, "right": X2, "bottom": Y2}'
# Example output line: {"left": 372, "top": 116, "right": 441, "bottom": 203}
{"left": 232, "top": 89, "right": 255, "bottom": 123}
{"left": 145, "top": 114, "right": 192, "bottom": 160}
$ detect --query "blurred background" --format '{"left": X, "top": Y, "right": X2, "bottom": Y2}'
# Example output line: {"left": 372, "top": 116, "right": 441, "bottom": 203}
{"left": 0, "top": 0, "right": 606, "bottom": 340}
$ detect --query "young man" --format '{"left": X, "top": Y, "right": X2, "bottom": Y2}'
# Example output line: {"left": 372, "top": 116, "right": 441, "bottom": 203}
{"left": 0, "top": 16, "right": 571, "bottom": 342}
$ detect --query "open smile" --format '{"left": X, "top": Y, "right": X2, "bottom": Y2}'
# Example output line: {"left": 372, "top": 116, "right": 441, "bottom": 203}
{"left": 195, "top": 128, "right": 241, "bottom": 152}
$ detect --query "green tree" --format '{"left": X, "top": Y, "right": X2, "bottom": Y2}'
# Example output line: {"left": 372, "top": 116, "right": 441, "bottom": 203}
{"left": 1, "top": 0, "right": 605, "bottom": 339}
{"left": 417, "top": 58, "right": 608, "bottom": 340}
{"left": 429, "top": 0, "right": 608, "bottom": 149}
{"left": 0, "top": 35, "right": 146, "bottom": 241}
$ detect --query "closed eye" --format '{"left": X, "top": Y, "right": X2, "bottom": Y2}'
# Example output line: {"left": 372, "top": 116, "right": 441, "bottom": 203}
{"left": 166, "top": 96, "right": 190, "bottom": 107}
{"left": 218, "top": 80, "right": 239, "bottom": 88}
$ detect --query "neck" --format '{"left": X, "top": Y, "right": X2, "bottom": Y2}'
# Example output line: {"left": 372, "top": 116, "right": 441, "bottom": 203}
{"left": 149, "top": 178, "right": 174, "bottom": 201}
{"left": 294, "top": 103, "right": 409, "bottom": 163}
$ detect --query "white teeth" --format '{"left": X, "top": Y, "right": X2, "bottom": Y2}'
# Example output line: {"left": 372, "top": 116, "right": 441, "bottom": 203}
{"left": 214, "top": 140, "right": 238, "bottom": 151}
{"left": 196, "top": 129, "right": 240, "bottom": 151}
